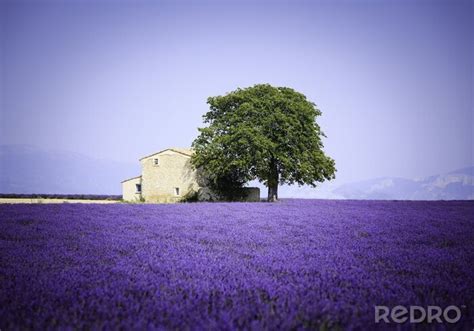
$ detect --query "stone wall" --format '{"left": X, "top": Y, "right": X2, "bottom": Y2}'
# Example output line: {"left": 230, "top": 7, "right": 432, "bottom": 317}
{"left": 141, "top": 150, "right": 199, "bottom": 203}
{"left": 241, "top": 187, "right": 260, "bottom": 202}
{"left": 121, "top": 176, "right": 142, "bottom": 202}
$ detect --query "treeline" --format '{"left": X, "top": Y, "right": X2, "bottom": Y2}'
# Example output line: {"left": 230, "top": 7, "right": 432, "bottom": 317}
{"left": 0, "top": 194, "right": 122, "bottom": 200}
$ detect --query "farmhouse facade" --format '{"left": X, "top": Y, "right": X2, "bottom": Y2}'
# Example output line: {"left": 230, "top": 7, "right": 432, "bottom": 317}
{"left": 122, "top": 148, "right": 199, "bottom": 203}
{"left": 121, "top": 147, "right": 260, "bottom": 203}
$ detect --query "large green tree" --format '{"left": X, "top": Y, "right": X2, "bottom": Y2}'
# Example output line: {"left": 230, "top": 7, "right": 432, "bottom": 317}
{"left": 192, "top": 84, "right": 336, "bottom": 202}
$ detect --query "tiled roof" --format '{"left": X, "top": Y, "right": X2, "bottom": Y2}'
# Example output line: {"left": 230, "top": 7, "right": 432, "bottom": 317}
{"left": 121, "top": 175, "right": 141, "bottom": 183}
{"left": 138, "top": 148, "right": 194, "bottom": 161}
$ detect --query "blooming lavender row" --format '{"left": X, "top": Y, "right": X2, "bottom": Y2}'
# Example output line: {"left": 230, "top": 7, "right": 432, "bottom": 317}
{"left": 0, "top": 200, "right": 473, "bottom": 330}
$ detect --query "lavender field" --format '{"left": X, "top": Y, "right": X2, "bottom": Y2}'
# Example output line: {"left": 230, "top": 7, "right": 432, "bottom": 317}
{"left": 0, "top": 200, "right": 473, "bottom": 330}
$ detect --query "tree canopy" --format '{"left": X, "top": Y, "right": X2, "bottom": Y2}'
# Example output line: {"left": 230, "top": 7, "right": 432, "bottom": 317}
{"left": 192, "top": 84, "right": 336, "bottom": 201}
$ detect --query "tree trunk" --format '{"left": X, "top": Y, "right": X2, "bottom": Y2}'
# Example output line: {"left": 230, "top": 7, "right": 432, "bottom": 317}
{"left": 267, "top": 158, "right": 279, "bottom": 202}
{"left": 267, "top": 182, "right": 278, "bottom": 202}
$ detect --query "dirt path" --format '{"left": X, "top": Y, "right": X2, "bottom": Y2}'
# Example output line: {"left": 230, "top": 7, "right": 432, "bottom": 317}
{"left": 0, "top": 198, "right": 121, "bottom": 204}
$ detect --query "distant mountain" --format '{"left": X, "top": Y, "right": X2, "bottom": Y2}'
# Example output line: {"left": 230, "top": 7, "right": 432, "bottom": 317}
{"left": 1, "top": 145, "right": 472, "bottom": 200}
{"left": 0, "top": 145, "right": 138, "bottom": 194}
{"left": 334, "top": 167, "right": 474, "bottom": 200}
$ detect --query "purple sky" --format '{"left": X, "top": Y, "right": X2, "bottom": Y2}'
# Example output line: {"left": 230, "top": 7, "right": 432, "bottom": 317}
{"left": 1, "top": 0, "right": 472, "bottom": 187}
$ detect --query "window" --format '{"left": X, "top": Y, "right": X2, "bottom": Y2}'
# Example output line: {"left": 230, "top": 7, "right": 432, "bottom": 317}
{"left": 136, "top": 184, "right": 142, "bottom": 193}
{"left": 153, "top": 158, "right": 159, "bottom": 166}
{"left": 174, "top": 187, "right": 180, "bottom": 196}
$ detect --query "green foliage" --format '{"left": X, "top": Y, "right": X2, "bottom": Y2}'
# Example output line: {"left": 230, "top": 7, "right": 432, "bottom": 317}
{"left": 197, "top": 167, "right": 248, "bottom": 201}
{"left": 121, "top": 195, "right": 146, "bottom": 204}
{"left": 179, "top": 190, "right": 199, "bottom": 203}
{"left": 209, "top": 180, "right": 249, "bottom": 202}
{"left": 192, "top": 84, "right": 336, "bottom": 200}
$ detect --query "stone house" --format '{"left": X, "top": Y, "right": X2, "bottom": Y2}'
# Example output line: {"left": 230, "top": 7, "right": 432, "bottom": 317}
{"left": 121, "top": 147, "right": 260, "bottom": 203}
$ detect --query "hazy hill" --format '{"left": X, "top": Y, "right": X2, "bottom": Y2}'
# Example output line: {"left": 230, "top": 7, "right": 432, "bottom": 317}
{"left": 0, "top": 145, "right": 138, "bottom": 195}
{"left": 1, "top": 145, "right": 472, "bottom": 200}
{"left": 334, "top": 167, "right": 474, "bottom": 200}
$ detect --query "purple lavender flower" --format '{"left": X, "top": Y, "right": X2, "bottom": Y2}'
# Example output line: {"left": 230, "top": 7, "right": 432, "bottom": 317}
{"left": 0, "top": 200, "right": 473, "bottom": 329}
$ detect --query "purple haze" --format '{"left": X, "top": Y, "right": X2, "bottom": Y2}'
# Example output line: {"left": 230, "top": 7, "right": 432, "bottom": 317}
{"left": 1, "top": 200, "right": 473, "bottom": 329}
{"left": 1, "top": 0, "right": 472, "bottom": 191}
